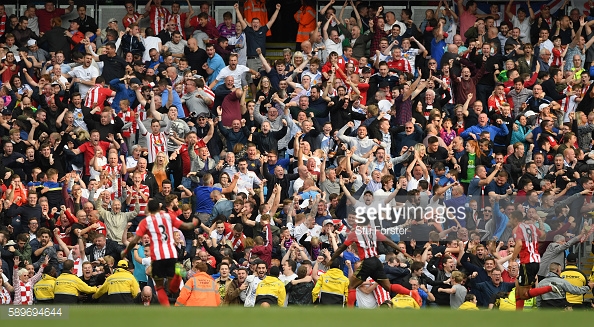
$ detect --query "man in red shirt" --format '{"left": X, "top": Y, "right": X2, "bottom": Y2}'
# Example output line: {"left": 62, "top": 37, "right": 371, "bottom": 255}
{"left": 37, "top": 0, "right": 74, "bottom": 34}
{"left": 173, "top": 132, "right": 202, "bottom": 190}
{"left": 70, "top": 130, "right": 120, "bottom": 182}
{"left": 510, "top": 210, "right": 561, "bottom": 310}
{"left": 144, "top": 0, "right": 171, "bottom": 33}
{"left": 122, "top": 1, "right": 143, "bottom": 29}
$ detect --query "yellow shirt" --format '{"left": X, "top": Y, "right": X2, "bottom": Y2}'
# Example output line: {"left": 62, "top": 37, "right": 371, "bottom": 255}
{"left": 391, "top": 294, "right": 420, "bottom": 309}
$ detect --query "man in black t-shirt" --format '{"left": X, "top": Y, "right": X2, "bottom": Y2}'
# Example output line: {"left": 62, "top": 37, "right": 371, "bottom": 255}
{"left": 234, "top": 3, "right": 281, "bottom": 97}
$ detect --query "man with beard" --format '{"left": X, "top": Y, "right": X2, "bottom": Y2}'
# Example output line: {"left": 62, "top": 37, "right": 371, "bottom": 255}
{"left": 224, "top": 267, "right": 248, "bottom": 305}
{"left": 30, "top": 228, "right": 59, "bottom": 271}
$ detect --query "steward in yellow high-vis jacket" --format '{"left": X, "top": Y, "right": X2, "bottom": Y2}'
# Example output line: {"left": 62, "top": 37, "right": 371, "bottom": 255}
{"left": 312, "top": 259, "right": 349, "bottom": 305}
{"left": 255, "top": 266, "right": 286, "bottom": 307}
{"left": 34, "top": 265, "right": 58, "bottom": 303}
{"left": 54, "top": 260, "right": 97, "bottom": 304}
{"left": 93, "top": 260, "right": 140, "bottom": 303}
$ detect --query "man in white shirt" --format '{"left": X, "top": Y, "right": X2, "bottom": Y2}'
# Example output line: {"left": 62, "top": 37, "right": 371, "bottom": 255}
{"left": 293, "top": 214, "right": 322, "bottom": 242}
{"left": 63, "top": 53, "right": 99, "bottom": 100}
{"left": 279, "top": 260, "right": 298, "bottom": 285}
{"left": 236, "top": 158, "right": 261, "bottom": 195}
{"left": 384, "top": 11, "right": 406, "bottom": 35}
{"left": 323, "top": 15, "right": 344, "bottom": 57}
{"left": 208, "top": 53, "right": 259, "bottom": 90}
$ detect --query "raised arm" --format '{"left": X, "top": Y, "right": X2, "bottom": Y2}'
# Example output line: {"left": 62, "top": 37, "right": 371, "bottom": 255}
{"left": 339, "top": 177, "right": 357, "bottom": 204}
{"left": 234, "top": 3, "right": 248, "bottom": 29}
{"left": 266, "top": 4, "right": 281, "bottom": 29}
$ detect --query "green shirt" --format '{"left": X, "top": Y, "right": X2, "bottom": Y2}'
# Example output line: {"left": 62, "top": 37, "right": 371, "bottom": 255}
{"left": 463, "top": 153, "right": 476, "bottom": 183}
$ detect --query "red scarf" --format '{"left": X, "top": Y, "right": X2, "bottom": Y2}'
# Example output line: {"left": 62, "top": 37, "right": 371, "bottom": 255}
{"left": 19, "top": 281, "right": 32, "bottom": 305}
{"left": 0, "top": 14, "right": 6, "bottom": 37}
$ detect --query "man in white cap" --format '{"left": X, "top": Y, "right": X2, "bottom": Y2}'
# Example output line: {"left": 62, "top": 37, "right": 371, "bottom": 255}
{"left": 27, "top": 39, "right": 50, "bottom": 64}
{"left": 101, "top": 18, "right": 120, "bottom": 39}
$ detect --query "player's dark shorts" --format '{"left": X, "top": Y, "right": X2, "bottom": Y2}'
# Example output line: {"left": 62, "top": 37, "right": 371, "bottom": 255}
{"left": 151, "top": 258, "right": 177, "bottom": 280}
{"left": 354, "top": 257, "right": 388, "bottom": 282}
{"left": 518, "top": 263, "right": 539, "bottom": 286}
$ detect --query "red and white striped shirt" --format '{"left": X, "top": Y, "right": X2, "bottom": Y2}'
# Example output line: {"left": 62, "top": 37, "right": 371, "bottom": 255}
{"left": 136, "top": 211, "right": 184, "bottom": 261}
{"left": 118, "top": 109, "right": 136, "bottom": 138}
{"left": 513, "top": 222, "right": 543, "bottom": 264}
{"left": 142, "top": 131, "right": 167, "bottom": 163}
{"left": 0, "top": 287, "right": 10, "bottom": 304}
{"left": 0, "top": 15, "right": 7, "bottom": 38}
{"left": 84, "top": 85, "right": 113, "bottom": 108}
{"left": 169, "top": 13, "right": 188, "bottom": 38}
{"left": 201, "top": 86, "right": 215, "bottom": 109}
{"left": 102, "top": 163, "right": 124, "bottom": 198}
{"left": 487, "top": 94, "right": 505, "bottom": 114}
{"left": 225, "top": 231, "right": 246, "bottom": 252}
{"left": 148, "top": 5, "right": 170, "bottom": 33}
{"left": 127, "top": 184, "right": 150, "bottom": 216}
{"left": 369, "top": 278, "right": 391, "bottom": 305}
{"left": 343, "top": 227, "right": 386, "bottom": 259}
{"left": 441, "top": 77, "right": 454, "bottom": 104}
{"left": 123, "top": 12, "right": 142, "bottom": 29}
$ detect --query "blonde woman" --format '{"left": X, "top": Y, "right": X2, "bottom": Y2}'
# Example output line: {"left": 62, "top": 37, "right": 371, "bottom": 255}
{"left": 152, "top": 151, "right": 169, "bottom": 191}
{"left": 574, "top": 111, "right": 594, "bottom": 152}
{"left": 292, "top": 51, "right": 305, "bottom": 68}
{"left": 256, "top": 76, "right": 276, "bottom": 106}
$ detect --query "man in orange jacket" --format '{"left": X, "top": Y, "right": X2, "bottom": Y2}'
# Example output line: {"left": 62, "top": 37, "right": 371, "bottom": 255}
{"left": 175, "top": 262, "right": 221, "bottom": 306}
{"left": 294, "top": 0, "right": 316, "bottom": 47}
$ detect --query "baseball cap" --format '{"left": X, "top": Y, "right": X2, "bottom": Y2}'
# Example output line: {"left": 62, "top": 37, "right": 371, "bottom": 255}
{"left": 539, "top": 103, "right": 550, "bottom": 111}
{"left": 524, "top": 110, "right": 537, "bottom": 117}
{"left": 108, "top": 18, "right": 118, "bottom": 23}
{"left": 27, "top": 39, "right": 36, "bottom": 47}
{"left": 1, "top": 109, "right": 12, "bottom": 116}
{"left": 536, "top": 211, "right": 548, "bottom": 218}
{"left": 566, "top": 253, "right": 578, "bottom": 263}
{"left": 323, "top": 219, "right": 334, "bottom": 226}
{"left": 541, "top": 4, "right": 550, "bottom": 10}
{"left": 68, "top": 19, "right": 79, "bottom": 24}
{"left": 133, "top": 60, "right": 144, "bottom": 66}
{"left": 197, "top": 112, "right": 209, "bottom": 118}
{"left": 129, "top": 77, "right": 141, "bottom": 85}
{"left": 117, "top": 260, "right": 129, "bottom": 269}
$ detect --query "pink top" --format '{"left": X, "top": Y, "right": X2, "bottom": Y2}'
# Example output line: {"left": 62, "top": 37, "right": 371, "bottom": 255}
{"left": 459, "top": 11, "right": 477, "bottom": 42}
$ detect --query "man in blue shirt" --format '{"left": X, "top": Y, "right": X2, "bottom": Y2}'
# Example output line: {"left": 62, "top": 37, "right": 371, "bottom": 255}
{"left": 430, "top": 21, "right": 446, "bottom": 69}
{"left": 157, "top": 79, "right": 184, "bottom": 118}
{"left": 109, "top": 77, "right": 140, "bottom": 113}
{"left": 194, "top": 173, "right": 239, "bottom": 224}
{"left": 460, "top": 113, "right": 509, "bottom": 142}
{"left": 205, "top": 43, "right": 225, "bottom": 85}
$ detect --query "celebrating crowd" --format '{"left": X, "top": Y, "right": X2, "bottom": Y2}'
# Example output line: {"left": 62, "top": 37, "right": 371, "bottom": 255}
{"left": 0, "top": 0, "right": 594, "bottom": 310}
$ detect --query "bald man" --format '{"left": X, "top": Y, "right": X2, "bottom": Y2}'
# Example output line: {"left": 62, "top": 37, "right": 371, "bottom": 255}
{"left": 134, "top": 286, "right": 159, "bottom": 305}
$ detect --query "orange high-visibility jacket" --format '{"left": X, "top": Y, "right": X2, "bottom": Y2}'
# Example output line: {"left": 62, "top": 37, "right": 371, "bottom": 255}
{"left": 175, "top": 272, "right": 221, "bottom": 307}
{"left": 294, "top": 5, "right": 316, "bottom": 43}
{"left": 244, "top": 0, "right": 271, "bottom": 36}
